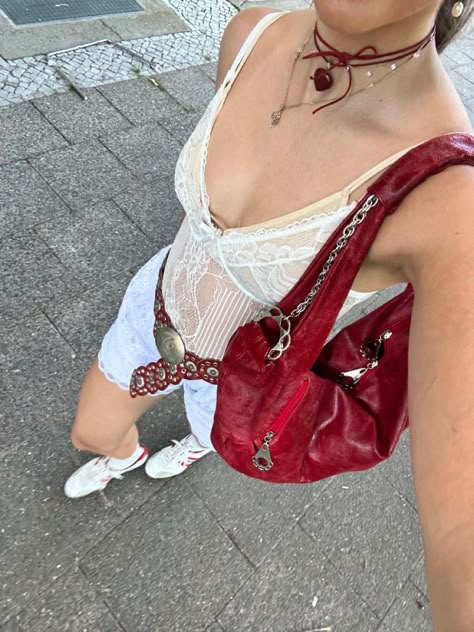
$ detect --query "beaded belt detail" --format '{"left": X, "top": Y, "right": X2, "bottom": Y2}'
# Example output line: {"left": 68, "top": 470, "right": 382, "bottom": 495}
{"left": 129, "top": 258, "right": 220, "bottom": 398}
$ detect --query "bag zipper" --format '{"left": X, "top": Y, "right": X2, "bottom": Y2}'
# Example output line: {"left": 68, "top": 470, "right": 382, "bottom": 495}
{"left": 252, "top": 379, "right": 309, "bottom": 472}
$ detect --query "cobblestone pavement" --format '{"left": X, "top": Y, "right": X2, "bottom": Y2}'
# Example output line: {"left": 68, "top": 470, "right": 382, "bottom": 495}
{"left": 0, "top": 4, "right": 473, "bottom": 632}
{"left": 0, "top": 0, "right": 238, "bottom": 107}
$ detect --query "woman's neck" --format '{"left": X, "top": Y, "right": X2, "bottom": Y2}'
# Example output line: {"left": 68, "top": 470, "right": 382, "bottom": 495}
{"left": 295, "top": 7, "right": 441, "bottom": 108}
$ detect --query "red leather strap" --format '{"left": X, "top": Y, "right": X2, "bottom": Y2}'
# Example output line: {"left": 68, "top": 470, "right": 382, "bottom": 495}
{"left": 368, "top": 132, "right": 474, "bottom": 213}
{"left": 275, "top": 132, "right": 474, "bottom": 369}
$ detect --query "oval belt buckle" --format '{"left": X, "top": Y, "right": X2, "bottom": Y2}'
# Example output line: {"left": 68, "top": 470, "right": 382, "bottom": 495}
{"left": 154, "top": 325, "right": 186, "bottom": 365}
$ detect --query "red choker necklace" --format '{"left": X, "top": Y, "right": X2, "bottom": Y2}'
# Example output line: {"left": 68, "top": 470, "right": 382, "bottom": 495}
{"left": 302, "top": 22, "right": 436, "bottom": 115}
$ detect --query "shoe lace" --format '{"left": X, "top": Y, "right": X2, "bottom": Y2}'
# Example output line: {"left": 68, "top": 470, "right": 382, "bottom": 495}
{"left": 94, "top": 457, "right": 124, "bottom": 482}
{"left": 164, "top": 439, "right": 192, "bottom": 465}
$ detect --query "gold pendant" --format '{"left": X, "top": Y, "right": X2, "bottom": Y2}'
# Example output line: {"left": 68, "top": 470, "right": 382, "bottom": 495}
{"left": 270, "top": 107, "right": 284, "bottom": 127}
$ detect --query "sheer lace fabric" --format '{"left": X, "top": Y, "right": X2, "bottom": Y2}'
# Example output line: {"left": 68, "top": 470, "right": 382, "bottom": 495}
{"left": 162, "top": 11, "right": 393, "bottom": 361}
{"left": 162, "top": 82, "right": 375, "bottom": 359}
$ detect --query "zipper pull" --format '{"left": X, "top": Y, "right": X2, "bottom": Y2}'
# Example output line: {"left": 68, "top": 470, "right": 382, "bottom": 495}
{"left": 338, "top": 360, "right": 378, "bottom": 390}
{"left": 252, "top": 432, "right": 275, "bottom": 471}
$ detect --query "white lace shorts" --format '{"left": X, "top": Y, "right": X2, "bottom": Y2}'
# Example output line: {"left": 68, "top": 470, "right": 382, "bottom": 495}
{"left": 98, "top": 245, "right": 217, "bottom": 450}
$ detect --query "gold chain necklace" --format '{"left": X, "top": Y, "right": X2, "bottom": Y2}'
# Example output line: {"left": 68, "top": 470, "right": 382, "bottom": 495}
{"left": 270, "top": 28, "right": 429, "bottom": 127}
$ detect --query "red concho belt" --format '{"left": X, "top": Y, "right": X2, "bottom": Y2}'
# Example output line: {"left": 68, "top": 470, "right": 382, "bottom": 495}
{"left": 129, "top": 257, "right": 220, "bottom": 398}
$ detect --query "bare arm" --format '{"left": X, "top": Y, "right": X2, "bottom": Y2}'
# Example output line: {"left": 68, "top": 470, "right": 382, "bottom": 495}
{"left": 400, "top": 164, "right": 474, "bottom": 631}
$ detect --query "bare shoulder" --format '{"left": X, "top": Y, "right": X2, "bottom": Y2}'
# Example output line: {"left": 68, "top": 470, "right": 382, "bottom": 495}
{"left": 215, "top": 7, "right": 280, "bottom": 90}
{"left": 393, "top": 161, "right": 474, "bottom": 280}
{"left": 366, "top": 152, "right": 474, "bottom": 284}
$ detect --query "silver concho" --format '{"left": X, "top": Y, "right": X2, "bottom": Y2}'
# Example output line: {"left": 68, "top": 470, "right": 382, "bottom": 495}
{"left": 154, "top": 326, "right": 185, "bottom": 365}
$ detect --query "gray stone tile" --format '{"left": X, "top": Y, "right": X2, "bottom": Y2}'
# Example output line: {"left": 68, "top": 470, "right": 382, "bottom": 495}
{"left": 451, "top": 70, "right": 474, "bottom": 103}
{"left": 217, "top": 525, "right": 379, "bottom": 632}
{"left": 0, "top": 102, "right": 67, "bottom": 165}
{"left": 98, "top": 77, "right": 200, "bottom": 144}
{"left": 299, "top": 466, "right": 423, "bottom": 618}
{"left": 102, "top": 6, "right": 187, "bottom": 40}
{"left": 0, "top": 423, "right": 119, "bottom": 623}
{"left": 157, "top": 66, "right": 216, "bottom": 115}
{"left": 456, "top": 62, "right": 474, "bottom": 86}
{"left": 199, "top": 62, "right": 218, "bottom": 84}
{"left": 35, "top": 200, "right": 155, "bottom": 286}
{"left": 377, "top": 430, "right": 417, "bottom": 510}
{"left": 0, "top": 233, "right": 84, "bottom": 325}
{"left": 81, "top": 477, "right": 253, "bottom": 632}
{"left": 0, "top": 314, "right": 86, "bottom": 452}
{"left": 409, "top": 555, "right": 428, "bottom": 596}
{"left": 1, "top": 569, "right": 121, "bottom": 632}
{"left": 0, "top": 161, "right": 70, "bottom": 238}
{"left": 376, "top": 580, "right": 432, "bottom": 632}
{"left": 100, "top": 121, "right": 182, "bottom": 180}
{"left": 113, "top": 176, "right": 183, "bottom": 244}
{"left": 188, "top": 454, "right": 328, "bottom": 567}
{"left": 29, "top": 140, "right": 137, "bottom": 210}
{"left": 44, "top": 272, "right": 134, "bottom": 365}
{"left": 33, "top": 89, "right": 131, "bottom": 144}
{"left": 0, "top": 19, "right": 119, "bottom": 60}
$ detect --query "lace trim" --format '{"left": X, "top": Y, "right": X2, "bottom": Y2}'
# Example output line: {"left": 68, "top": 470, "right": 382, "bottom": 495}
{"left": 97, "top": 350, "right": 130, "bottom": 392}
{"left": 217, "top": 201, "right": 358, "bottom": 240}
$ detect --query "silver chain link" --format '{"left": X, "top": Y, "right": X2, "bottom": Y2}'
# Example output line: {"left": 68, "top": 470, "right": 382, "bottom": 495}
{"left": 288, "top": 194, "right": 379, "bottom": 320}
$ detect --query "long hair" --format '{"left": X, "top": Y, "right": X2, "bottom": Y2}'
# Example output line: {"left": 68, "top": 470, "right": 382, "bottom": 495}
{"left": 436, "top": 0, "right": 473, "bottom": 51}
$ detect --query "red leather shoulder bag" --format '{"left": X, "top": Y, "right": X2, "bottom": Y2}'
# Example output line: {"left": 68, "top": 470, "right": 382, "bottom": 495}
{"left": 211, "top": 133, "right": 474, "bottom": 484}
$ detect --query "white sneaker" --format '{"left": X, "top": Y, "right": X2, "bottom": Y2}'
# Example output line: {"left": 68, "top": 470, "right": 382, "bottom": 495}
{"left": 64, "top": 446, "right": 149, "bottom": 498}
{"left": 145, "top": 434, "right": 212, "bottom": 479}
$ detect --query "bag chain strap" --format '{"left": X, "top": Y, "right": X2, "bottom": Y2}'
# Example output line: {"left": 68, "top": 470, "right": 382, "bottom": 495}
{"left": 262, "top": 194, "right": 380, "bottom": 361}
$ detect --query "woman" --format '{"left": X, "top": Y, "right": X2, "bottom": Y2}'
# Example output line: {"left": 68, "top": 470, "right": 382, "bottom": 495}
{"left": 65, "top": 1, "right": 474, "bottom": 628}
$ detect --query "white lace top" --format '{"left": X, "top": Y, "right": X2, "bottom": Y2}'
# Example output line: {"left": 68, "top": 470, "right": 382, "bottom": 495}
{"left": 162, "top": 11, "right": 414, "bottom": 360}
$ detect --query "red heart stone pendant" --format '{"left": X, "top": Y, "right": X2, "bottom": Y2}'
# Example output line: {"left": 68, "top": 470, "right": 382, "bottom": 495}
{"left": 313, "top": 67, "right": 333, "bottom": 91}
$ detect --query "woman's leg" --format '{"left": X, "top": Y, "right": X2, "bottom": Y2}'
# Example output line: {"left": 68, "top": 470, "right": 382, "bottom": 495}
{"left": 70, "top": 357, "right": 163, "bottom": 458}
{"left": 64, "top": 357, "right": 167, "bottom": 498}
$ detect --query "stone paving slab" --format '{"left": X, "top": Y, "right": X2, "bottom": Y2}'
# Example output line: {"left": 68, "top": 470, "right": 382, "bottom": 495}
{"left": 97, "top": 76, "right": 201, "bottom": 144}
{"left": 81, "top": 476, "right": 253, "bottom": 632}
{"left": 0, "top": 0, "right": 185, "bottom": 59}
{"left": 0, "top": 101, "right": 67, "bottom": 164}
{"left": 113, "top": 175, "right": 183, "bottom": 244}
{"left": 1, "top": 568, "right": 122, "bottom": 632}
{"left": 410, "top": 556, "right": 429, "bottom": 596}
{"left": 33, "top": 87, "right": 132, "bottom": 144}
{"left": 0, "top": 314, "right": 86, "bottom": 451}
{"left": 217, "top": 524, "right": 379, "bottom": 632}
{"left": 0, "top": 426, "right": 118, "bottom": 623}
{"left": 100, "top": 120, "right": 183, "bottom": 179}
{"left": 376, "top": 580, "right": 432, "bottom": 632}
{"left": 299, "top": 466, "right": 423, "bottom": 619}
{"left": 0, "top": 160, "right": 70, "bottom": 238}
{"left": 156, "top": 65, "right": 217, "bottom": 112}
{"left": 187, "top": 453, "right": 329, "bottom": 568}
{"left": 35, "top": 199, "right": 156, "bottom": 286}
{"left": 102, "top": 0, "right": 187, "bottom": 40}
{"left": 29, "top": 140, "right": 138, "bottom": 209}
{"left": 43, "top": 271, "right": 135, "bottom": 366}
{"left": 376, "top": 430, "right": 417, "bottom": 510}
{"left": 0, "top": 18, "right": 121, "bottom": 60}
{"left": 0, "top": 233, "right": 85, "bottom": 326}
